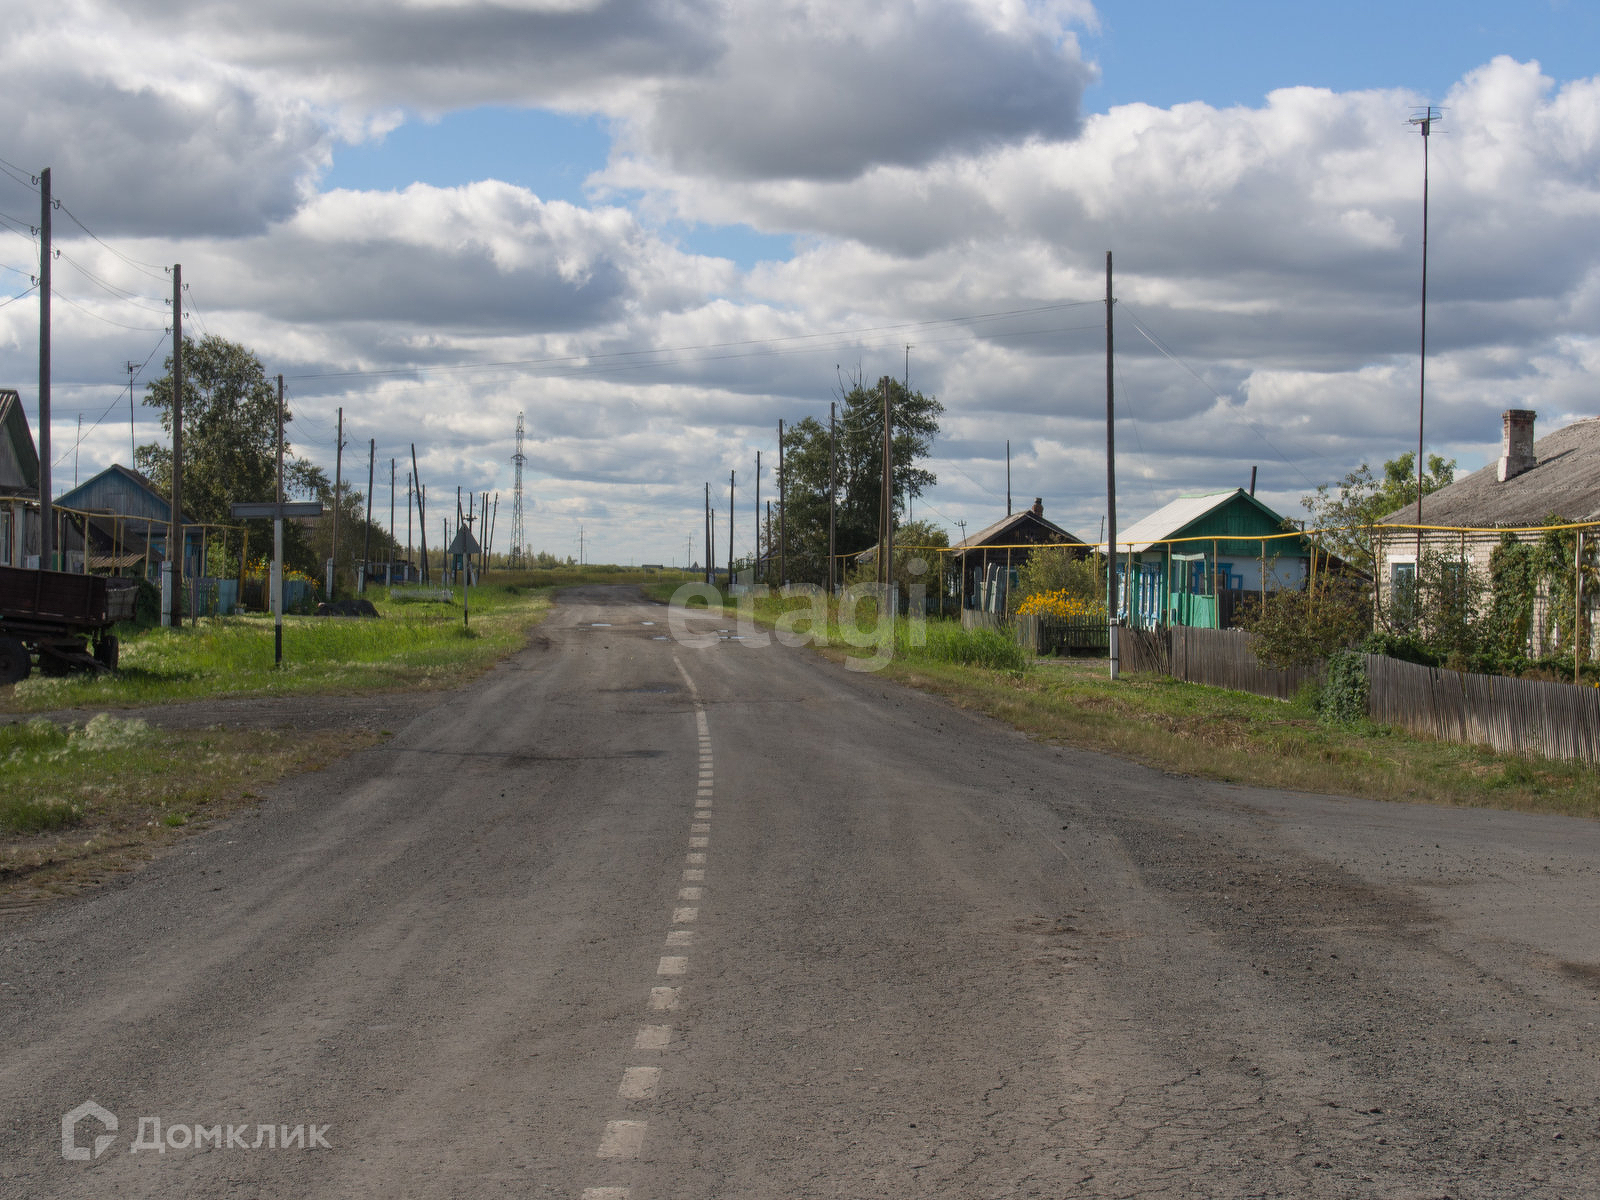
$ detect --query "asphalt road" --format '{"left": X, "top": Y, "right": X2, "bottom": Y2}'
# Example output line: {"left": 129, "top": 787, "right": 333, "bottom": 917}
{"left": 3, "top": 585, "right": 1597, "bottom": 1198}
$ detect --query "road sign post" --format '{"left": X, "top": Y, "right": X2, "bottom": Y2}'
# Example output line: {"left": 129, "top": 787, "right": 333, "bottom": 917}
{"left": 231, "top": 500, "right": 324, "bottom": 666}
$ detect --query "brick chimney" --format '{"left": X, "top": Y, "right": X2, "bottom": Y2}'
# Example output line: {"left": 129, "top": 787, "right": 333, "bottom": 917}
{"left": 1497, "top": 409, "right": 1537, "bottom": 482}
{"left": 1030, "top": 497, "right": 1043, "bottom": 517}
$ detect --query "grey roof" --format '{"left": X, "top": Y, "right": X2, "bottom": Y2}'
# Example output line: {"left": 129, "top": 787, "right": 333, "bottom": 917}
{"left": 1380, "top": 417, "right": 1600, "bottom": 527}
{"left": 952, "top": 508, "right": 1082, "bottom": 555}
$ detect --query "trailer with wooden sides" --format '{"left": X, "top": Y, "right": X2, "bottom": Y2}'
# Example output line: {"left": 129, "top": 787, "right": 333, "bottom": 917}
{"left": 0, "top": 566, "right": 138, "bottom": 684}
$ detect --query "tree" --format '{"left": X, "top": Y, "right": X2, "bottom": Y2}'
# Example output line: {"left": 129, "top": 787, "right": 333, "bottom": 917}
{"left": 137, "top": 335, "right": 328, "bottom": 574}
{"left": 777, "top": 374, "right": 943, "bottom": 585}
{"left": 1302, "top": 450, "right": 1455, "bottom": 580}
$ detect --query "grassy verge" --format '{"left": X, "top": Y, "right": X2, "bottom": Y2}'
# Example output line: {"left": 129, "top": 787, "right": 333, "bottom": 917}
{"left": 0, "top": 580, "right": 561, "bottom": 906}
{"left": 659, "top": 586, "right": 1600, "bottom": 820}
{"left": 0, "top": 582, "right": 552, "bottom": 714}
{"left": 0, "top": 715, "right": 375, "bottom": 904}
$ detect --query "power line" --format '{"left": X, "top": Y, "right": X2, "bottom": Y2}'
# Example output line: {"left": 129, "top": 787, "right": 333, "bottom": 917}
{"left": 284, "top": 300, "right": 1102, "bottom": 386}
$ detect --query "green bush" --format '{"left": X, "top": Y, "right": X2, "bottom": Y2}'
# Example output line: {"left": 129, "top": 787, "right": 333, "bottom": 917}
{"left": 901, "top": 620, "right": 1029, "bottom": 672}
{"left": 1359, "top": 630, "right": 1437, "bottom": 667}
{"left": 1319, "top": 650, "right": 1370, "bottom": 726}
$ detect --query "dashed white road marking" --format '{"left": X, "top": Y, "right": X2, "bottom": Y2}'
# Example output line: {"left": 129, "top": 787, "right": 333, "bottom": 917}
{"left": 691, "top": 822, "right": 711, "bottom": 833}
{"left": 596, "top": 1120, "right": 647, "bottom": 1160}
{"left": 649, "top": 986, "right": 681, "bottom": 1011}
{"left": 672, "top": 906, "right": 698, "bottom": 923}
{"left": 619, "top": 1067, "right": 661, "bottom": 1100}
{"left": 685, "top": 852, "right": 706, "bottom": 865}
{"left": 689, "top": 836, "right": 709, "bottom": 848}
{"left": 666, "top": 930, "right": 693, "bottom": 947}
{"left": 634, "top": 1025, "right": 672, "bottom": 1050}
{"left": 582, "top": 1188, "right": 630, "bottom": 1200}
{"left": 683, "top": 868, "right": 705, "bottom": 882}
{"left": 678, "top": 887, "right": 703, "bottom": 901}
{"left": 657, "top": 955, "right": 688, "bottom": 975}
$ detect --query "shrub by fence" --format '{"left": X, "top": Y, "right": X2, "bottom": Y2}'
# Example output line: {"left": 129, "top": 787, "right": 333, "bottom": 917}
{"left": 1365, "top": 655, "right": 1600, "bottom": 764}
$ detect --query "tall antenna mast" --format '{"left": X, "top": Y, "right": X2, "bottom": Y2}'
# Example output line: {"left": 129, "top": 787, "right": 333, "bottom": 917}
{"left": 510, "top": 411, "right": 526, "bottom": 569}
{"left": 1409, "top": 105, "right": 1441, "bottom": 568}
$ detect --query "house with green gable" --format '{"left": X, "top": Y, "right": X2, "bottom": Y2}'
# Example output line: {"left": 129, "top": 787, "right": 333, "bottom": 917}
{"left": 1115, "top": 488, "right": 1314, "bottom": 629}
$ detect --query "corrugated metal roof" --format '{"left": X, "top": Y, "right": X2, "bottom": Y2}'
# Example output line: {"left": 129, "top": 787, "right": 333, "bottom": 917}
{"left": 1117, "top": 490, "right": 1244, "bottom": 552}
{"left": 1380, "top": 416, "right": 1600, "bottom": 527}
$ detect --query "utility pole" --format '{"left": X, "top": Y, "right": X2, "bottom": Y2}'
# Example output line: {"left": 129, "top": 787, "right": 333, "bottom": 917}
{"left": 168, "top": 262, "right": 183, "bottom": 626}
{"left": 880, "top": 376, "right": 894, "bottom": 596}
{"left": 828, "top": 401, "right": 837, "bottom": 595}
{"left": 957, "top": 519, "right": 967, "bottom": 611}
{"left": 579, "top": 523, "right": 584, "bottom": 566}
{"left": 754, "top": 449, "right": 760, "bottom": 580}
{"left": 389, "top": 458, "right": 396, "bottom": 584}
{"left": 330, "top": 407, "right": 343, "bottom": 600}
{"left": 1006, "top": 440, "right": 1012, "bottom": 516}
{"left": 126, "top": 360, "right": 138, "bottom": 464}
{"left": 274, "top": 374, "right": 285, "bottom": 666}
{"left": 411, "top": 445, "right": 428, "bottom": 585}
{"left": 778, "top": 419, "right": 787, "bottom": 587}
{"left": 728, "top": 469, "right": 735, "bottom": 586}
{"left": 361, "top": 437, "right": 374, "bottom": 594}
{"left": 38, "top": 168, "right": 52, "bottom": 573}
{"left": 1105, "top": 251, "right": 1119, "bottom": 680}
{"left": 510, "top": 411, "right": 526, "bottom": 569}
{"left": 704, "top": 482, "right": 711, "bottom": 585}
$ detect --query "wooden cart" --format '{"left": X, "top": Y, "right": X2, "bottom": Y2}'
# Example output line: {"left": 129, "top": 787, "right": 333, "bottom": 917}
{"left": 0, "top": 566, "right": 139, "bottom": 684}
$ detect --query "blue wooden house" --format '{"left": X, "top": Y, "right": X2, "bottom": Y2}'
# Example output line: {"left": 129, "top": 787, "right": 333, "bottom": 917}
{"left": 1115, "top": 489, "right": 1312, "bottom": 629}
{"left": 54, "top": 464, "right": 201, "bottom": 578}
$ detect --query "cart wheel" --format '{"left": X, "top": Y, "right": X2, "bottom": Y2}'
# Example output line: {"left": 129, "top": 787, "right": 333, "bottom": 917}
{"left": 0, "top": 635, "right": 30, "bottom": 685}
{"left": 94, "top": 635, "right": 120, "bottom": 671}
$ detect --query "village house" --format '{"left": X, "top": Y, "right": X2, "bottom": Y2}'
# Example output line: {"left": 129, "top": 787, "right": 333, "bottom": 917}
{"left": 53, "top": 464, "right": 202, "bottom": 579}
{"left": 950, "top": 499, "right": 1085, "bottom": 612}
{"left": 0, "top": 390, "right": 40, "bottom": 567}
{"left": 1378, "top": 408, "right": 1600, "bottom": 652}
{"left": 1115, "top": 488, "right": 1315, "bottom": 629}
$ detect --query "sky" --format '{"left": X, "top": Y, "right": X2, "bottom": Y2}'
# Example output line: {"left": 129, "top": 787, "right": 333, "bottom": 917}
{"left": 1, "top": 0, "right": 1598, "bottom": 568}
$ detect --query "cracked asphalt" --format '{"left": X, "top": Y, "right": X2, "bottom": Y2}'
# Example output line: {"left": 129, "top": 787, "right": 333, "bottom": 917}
{"left": 2, "top": 585, "right": 1597, "bottom": 1197}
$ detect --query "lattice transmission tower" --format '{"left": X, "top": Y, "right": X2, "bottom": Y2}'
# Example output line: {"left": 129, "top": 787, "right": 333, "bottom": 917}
{"left": 509, "top": 411, "right": 526, "bottom": 569}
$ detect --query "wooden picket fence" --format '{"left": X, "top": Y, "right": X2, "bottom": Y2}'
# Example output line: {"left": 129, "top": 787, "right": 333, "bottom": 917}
{"left": 1166, "top": 626, "right": 1321, "bottom": 701}
{"left": 1116, "top": 626, "right": 1171, "bottom": 675}
{"left": 1365, "top": 655, "right": 1600, "bottom": 764}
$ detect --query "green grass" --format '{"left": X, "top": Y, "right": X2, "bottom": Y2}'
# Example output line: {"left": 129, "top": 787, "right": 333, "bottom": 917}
{"left": 1, "top": 582, "right": 552, "bottom": 713}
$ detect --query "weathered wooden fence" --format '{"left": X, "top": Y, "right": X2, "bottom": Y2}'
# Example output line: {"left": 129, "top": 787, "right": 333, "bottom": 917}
{"left": 1167, "top": 626, "right": 1321, "bottom": 701}
{"left": 1365, "top": 655, "right": 1600, "bottom": 764}
{"left": 1016, "top": 615, "right": 1109, "bottom": 655}
{"left": 960, "top": 609, "right": 1010, "bottom": 634}
{"left": 1117, "top": 625, "right": 1171, "bottom": 675}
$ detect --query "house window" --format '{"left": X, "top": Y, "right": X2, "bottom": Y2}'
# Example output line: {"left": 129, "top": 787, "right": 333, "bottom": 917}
{"left": 1390, "top": 560, "right": 1417, "bottom": 626}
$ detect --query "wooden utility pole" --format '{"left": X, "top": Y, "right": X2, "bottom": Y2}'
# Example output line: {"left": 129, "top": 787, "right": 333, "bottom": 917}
{"left": 361, "top": 438, "right": 374, "bottom": 593}
{"left": 37, "top": 167, "right": 53, "bottom": 572}
{"left": 728, "top": 469, "right": 735, "bottom": 586}
{"left": 406, "top": 471, "right": 413, "bottom": 576}
{"left": 778, "top": 419, "right": 787, "bottom": 587}
{"left": 274, "top": 374, "right": 285, "bottom": 666}
{"left": 1578, "top": 530, "right": 1586, "bottom": 685}
{"left": 388, "top": 458, "right": 396, "bottom": 584}
{"left": 828, "top": 402, "right": 836, "bottom": 594}
{"left": 330, "top": 407, "right": 343, "bottom": 599}
{"left": 168, "top": 262, "right": 184, "bottom": 626}
{"left": 704, "top": 482, "right": 711, "bottom": 585}
{"left": 1106, "top": 251, "right": 1119, "bottom": 680}
{"left": 754, "top": 449, "right": 761, "bottom": 580}
{"left": 1006, "top": 440, "right": 1012, "bottom": 516}
{"left": 880, "top": 377, "right": 894, "bottom": 595}
{"left": 410, "top": 443, "right": 428, "bottom": 586}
